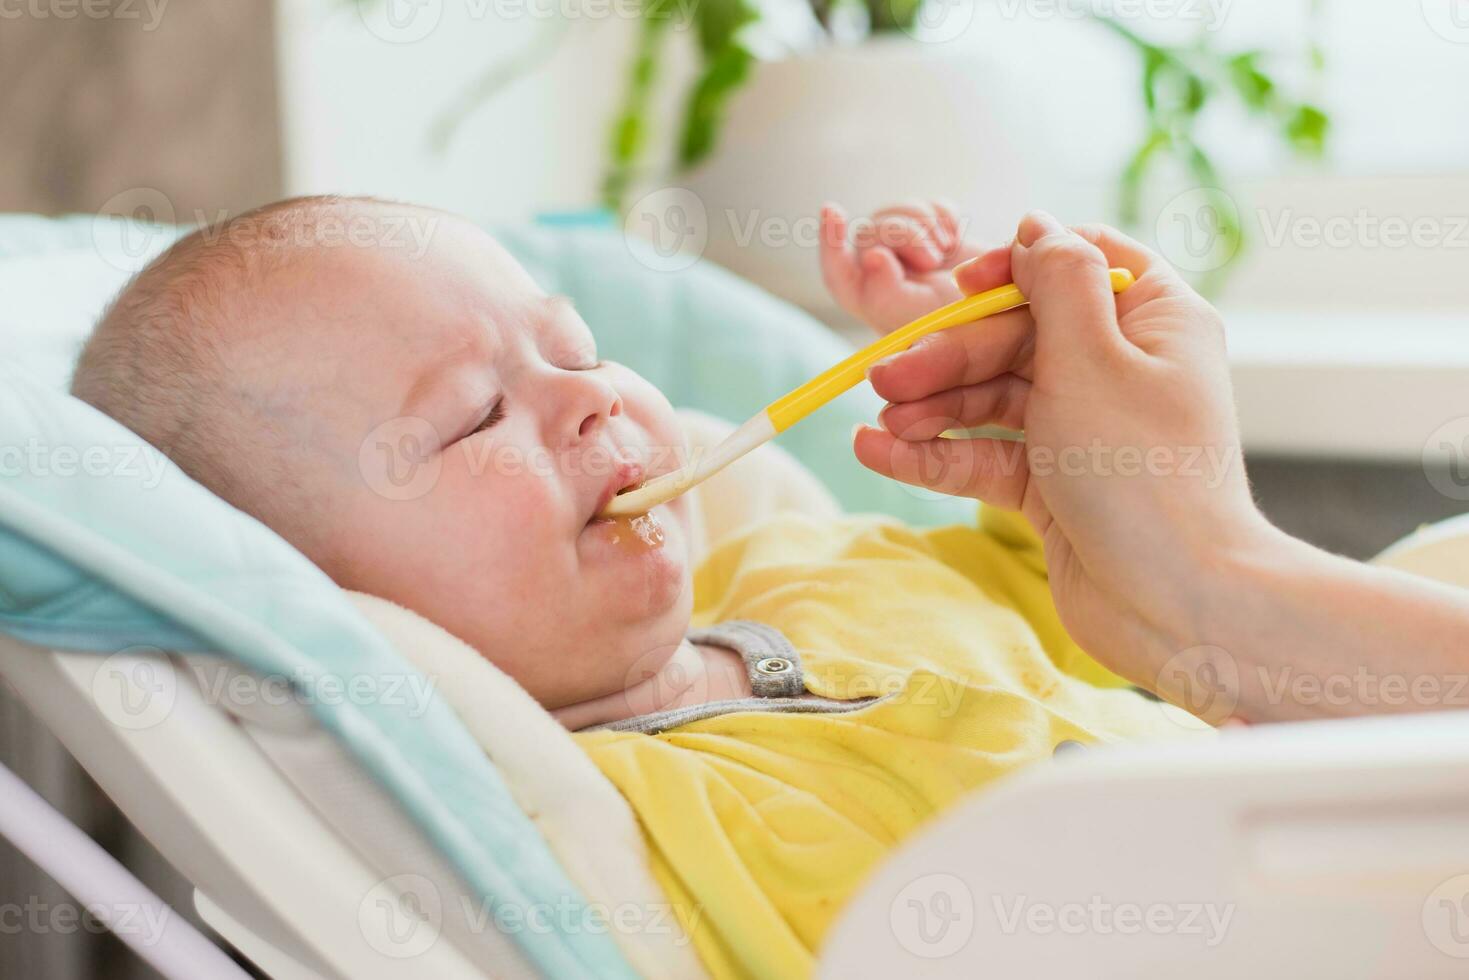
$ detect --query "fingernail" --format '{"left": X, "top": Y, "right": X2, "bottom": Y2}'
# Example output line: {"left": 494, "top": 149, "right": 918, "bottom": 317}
{"left": 865, "top": 352, "right": 902, "bottom": 380}
{"left": 952, "top": 255, "right": 982, "bottom": 285}
{"left": 851, "top": 423, "right": 866, "bottom": 443}
{"left": 1017, "top": 210, "right": 1063, "bottom": 248}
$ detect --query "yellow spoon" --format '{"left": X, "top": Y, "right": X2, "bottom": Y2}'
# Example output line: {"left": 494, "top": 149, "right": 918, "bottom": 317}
{"left": 600, "top": 268, "right": 1136, "bottom": 517}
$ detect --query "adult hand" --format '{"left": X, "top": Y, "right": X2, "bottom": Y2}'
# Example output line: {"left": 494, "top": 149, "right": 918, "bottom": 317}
{"left": 854, "top": 211, "right": 1278, "bottom": 696}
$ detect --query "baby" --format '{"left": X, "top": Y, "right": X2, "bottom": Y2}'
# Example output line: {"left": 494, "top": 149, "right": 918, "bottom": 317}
{"left": 73, "top": 196, "right": 1202, "bottom": 977}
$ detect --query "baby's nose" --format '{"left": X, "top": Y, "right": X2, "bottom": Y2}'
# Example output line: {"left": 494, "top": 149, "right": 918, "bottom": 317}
{"left": 574, "top": 384, "right": 622, "bottom": 440}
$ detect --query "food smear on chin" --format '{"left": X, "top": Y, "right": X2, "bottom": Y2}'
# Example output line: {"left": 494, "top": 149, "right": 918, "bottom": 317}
{"left": 604, "top": 513, "right": 666, "bottom": 553}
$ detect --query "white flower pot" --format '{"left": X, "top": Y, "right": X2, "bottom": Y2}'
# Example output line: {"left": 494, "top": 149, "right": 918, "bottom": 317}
{"left": 676, "top": 37, "right": 1033, "bottom": 315}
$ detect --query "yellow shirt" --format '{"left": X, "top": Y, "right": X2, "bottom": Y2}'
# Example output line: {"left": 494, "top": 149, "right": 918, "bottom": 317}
{"left": 574, "top": 508, "right": 1207, "bottom": 979}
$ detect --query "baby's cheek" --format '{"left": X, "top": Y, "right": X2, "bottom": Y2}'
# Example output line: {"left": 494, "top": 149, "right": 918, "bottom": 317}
{"left": 440, "top": 450, "right": 569, "bottom": 546}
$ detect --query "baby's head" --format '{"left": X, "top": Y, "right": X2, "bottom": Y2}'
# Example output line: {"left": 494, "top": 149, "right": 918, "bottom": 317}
{"left": 73, "top": 196, "right": 695, "bottom": 707}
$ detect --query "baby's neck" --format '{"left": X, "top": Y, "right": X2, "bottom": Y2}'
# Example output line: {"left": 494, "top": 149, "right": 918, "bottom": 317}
{"left": 550, "top": 640, "right": 751, "bottom": 731}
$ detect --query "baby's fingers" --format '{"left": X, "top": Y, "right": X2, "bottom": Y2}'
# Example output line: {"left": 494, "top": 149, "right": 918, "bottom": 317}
{"left": 873, "top": 201, "right": 955, "bottom": 253}
{"left": 859, "top": 212, "right": 944, "bottom": 271}
{"left": 819, "top": 204, "right": 863, "bottom": 311}
{"left": 878, "top": 374, "right": 1030, "bottom": 441}
{"left": 853, "top": 425, "right": 1030, "bottom": 510}
{"left": 859, "top": 246, "right": 905, "bottom": 293}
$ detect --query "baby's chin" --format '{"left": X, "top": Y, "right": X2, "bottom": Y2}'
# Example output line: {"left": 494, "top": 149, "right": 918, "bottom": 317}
{"left": 578, "top": 502, "right": 689, "bottom": 620}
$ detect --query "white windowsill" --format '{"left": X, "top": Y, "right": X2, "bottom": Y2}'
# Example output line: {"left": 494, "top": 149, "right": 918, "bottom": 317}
{"left": 1225, "top": 310, "right": 1469, "bottom": 463}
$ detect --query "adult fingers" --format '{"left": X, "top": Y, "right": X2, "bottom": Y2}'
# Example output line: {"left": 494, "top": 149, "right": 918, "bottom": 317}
{"left": 952, "top": 245, "right": 1013, "bottom": 296}
{"left": 867, "top": 307, "right": 1036, "bottom": 404}
{"left": 1010, "top": 211, "right": 1129, "bottom": 374}
{"left": 877, "top": 373, "right": 1031, "bottom": 441}
{"left": 853, "top": 424, "right": 1031, "bottom": 511}
{"left": 1068, "top": 222, "right": 1158, "bottom": 276}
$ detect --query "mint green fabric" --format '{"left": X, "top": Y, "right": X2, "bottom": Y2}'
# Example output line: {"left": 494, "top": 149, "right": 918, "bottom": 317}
{"left": 0, "top": 363, "right": 637, "bottom": 978}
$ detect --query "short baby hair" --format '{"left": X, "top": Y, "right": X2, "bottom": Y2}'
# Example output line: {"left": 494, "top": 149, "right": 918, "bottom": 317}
{"left": 71, "top": 195, "right": 397, "bottom": 537}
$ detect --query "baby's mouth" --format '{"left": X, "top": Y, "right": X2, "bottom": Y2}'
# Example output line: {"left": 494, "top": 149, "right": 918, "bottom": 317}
{"left": 589, "top": 463, "right": 647, "bottom": 526}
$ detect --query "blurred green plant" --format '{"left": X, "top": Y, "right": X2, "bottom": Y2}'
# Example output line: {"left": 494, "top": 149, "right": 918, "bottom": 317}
{"left": 1101, "top": 4, "right": 1329, "bottom": 290}
{"left": 344, "top": 0, "right": 1329, "bottom": 290}
{"left": 601, "top": 0, "right": 926, "bottom": 211}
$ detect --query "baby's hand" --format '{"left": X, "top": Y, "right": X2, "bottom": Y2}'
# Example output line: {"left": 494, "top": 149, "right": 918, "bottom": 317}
{"left": 819, "top": 201, "right": 983, "bottom": 334}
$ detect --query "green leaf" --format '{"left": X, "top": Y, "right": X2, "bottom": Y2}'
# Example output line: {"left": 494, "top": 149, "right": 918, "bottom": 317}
{"left": 1182, "top": 70, "right": 1209, "bottom": 114}
{"left": 1141, "top": 49, "right": 1165, "bottom": 114}
{"left": 1285, "top": 104, "right": 1330, "bottom": 155}
{"left": 678, "top": 44, "right": 754, "bottom": 169}
{"left": 872, "top": 0, "right": 922, "bottom": 32}
{"left": 1226, "top": 52, "right": 1275, "bottom": 111}
{"left": 1118, "top": 129, "right": 1170, "bottom": 226}
{"left": 600, "top": 17, "right": 672, "bottom": 211}
{"left": 693, "top": 0, "right": 758, "bottom": 55}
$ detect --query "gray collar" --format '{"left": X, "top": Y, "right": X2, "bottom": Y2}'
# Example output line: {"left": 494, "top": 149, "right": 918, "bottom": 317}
{"left": 578, "top": 619, "right": 886, "bottom": 735}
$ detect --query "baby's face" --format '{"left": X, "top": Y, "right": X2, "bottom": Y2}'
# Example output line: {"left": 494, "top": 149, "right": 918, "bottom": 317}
{"left": 242, "top": 214, "right": 694, "bottom": 707}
